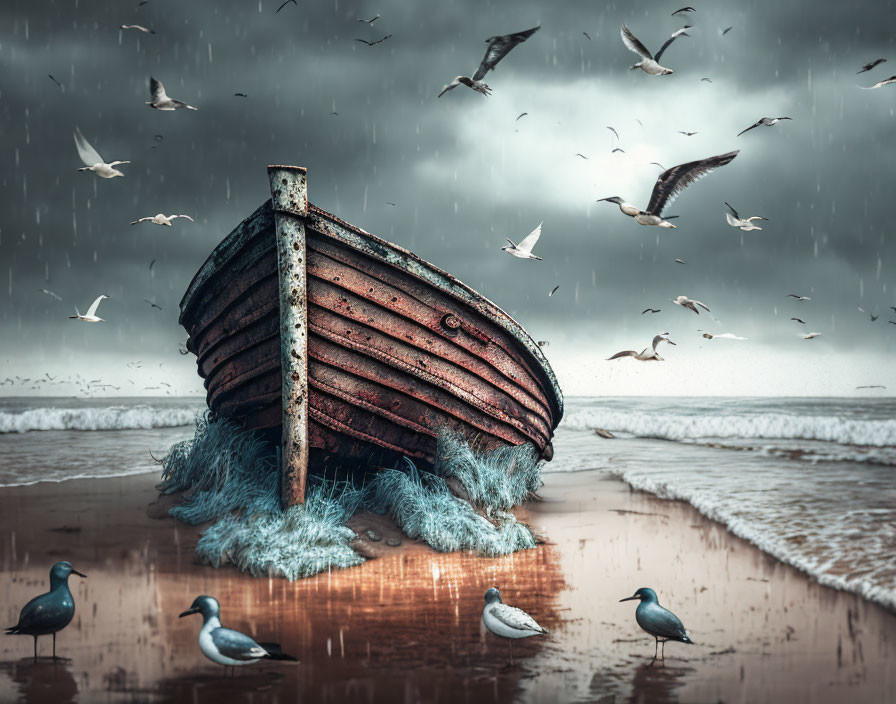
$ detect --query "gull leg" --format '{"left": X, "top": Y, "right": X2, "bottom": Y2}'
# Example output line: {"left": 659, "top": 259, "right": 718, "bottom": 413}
{"left": 53, "top": 632, "right": 56, "bottom": 660}
{"left": 33, "top": 636, "right": 38, "bottom": 661}
{"left": 653, "top": 637, "right": 658, "bottom": 660}
{"left": 509, "top": 640, "right": 514, "bottom": 667}
{"left": 661, "top": 640, "right": 666, "bottom": 660}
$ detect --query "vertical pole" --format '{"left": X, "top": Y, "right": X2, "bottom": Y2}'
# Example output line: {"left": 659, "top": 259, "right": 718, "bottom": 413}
{"left": 267, "top": 165, "right": 309, "bottom": 507}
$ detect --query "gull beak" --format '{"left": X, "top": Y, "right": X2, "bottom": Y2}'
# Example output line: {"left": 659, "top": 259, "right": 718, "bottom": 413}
{"left": 71, "top": 569, "right": 87, "bottom": 578}
{"left": 178, "top": 607, "right": 200, "bottom": 618}
{"left": 619, "top": 595, "right": 639, "bottom": 602}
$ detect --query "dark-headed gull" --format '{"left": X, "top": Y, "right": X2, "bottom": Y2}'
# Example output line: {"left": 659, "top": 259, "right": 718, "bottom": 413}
{"left": 439, "top": 26, "right": 539, "bottom": 97}
{"left": 481, "top": 588, "right": 547, "bottom": 666}
{"left": 725, "top": 202, "right": 768, "bottom": 231}
{"left": 737, "top": 116, "right": 791, "bottom": 136}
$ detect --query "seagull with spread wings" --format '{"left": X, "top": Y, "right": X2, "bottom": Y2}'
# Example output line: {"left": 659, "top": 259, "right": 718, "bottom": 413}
{"left": 608, "top": 334, "right": 676, "bottom": 362}
{"left": 355, "top": 35, "right": 391, "bottom": 46}
{"left": 121, "top": 24, "right": 154, "bottom": 34}
{"left": 501, "top": 222, "right": 543, "bottom": 260}
{"left": 146, "top": 77, "right": 197, "bottom": 110}
{"left": 131, "top": 213, "right": 194, "bottom": 227}
{"left": 859, "top": 76, "right": 896, "bottom": 90}
{"left": 725, "top": 202, "right": 768, "bottom": 231}
{"left": 737, "top": 116, "right": 791, "bottom": 136}
{"left": 69, "top": 295, "right": 108, "bottom": 323}
{"left": 857, "top": 59, "right": 886, "bottom": 74}
{"left": 672, "top": 295, "right": 710, "bottom": 314}
{"left": 439, "top": 26, "right": 539, "bottom": 97}
{"left": 598, "top": 151, "right": 739, "bottom": 228}
{"left": 74, "top": 128, "right": 130, "bottom": 179}
{"left": 620, "top": 24, "right": 691, "bottom": 76}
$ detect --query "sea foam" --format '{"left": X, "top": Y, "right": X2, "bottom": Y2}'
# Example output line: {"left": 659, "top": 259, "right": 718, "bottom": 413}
{"left": 0, "top": 405, "right": 198, "bottom": 433}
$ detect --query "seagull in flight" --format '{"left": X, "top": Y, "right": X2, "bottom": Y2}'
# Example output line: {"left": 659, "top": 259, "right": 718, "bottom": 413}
{"left": 143, "top": 299, "right": 162, "bottom": 310}
{"left": 857, "top": 59, "right": 886, "bottom": 74}
{"left": 146, "top": 77, "right": 197, "bottom": 110}
{"left": 725, "top": 202, "right": 768, "bottom": 231}
{"left": 788, "top": 293, "right": 811, "bottom": 301}
{"left": 737, "top": 116, "right": 792, "bottom": 136}
{"left": 131, "top": 213, "right": 194, "bottom": 227}
{"left": 549, "top": 285, "right": 560, "bottom": 296}
{"left": 597, "top": 151, "right": 739, "bottom": 228}
{"left": 355, "top": 35, "right": 391, "bottom": 46}
{"left": 275, "top": 0, "right": 296, "bottom": 12}
{"left": 69, "top": 295, "right": 108, "bottom": 323}
{"left": 516, "top": 112, "right": 528, "bottom": 121}
{"left": 722, "top": 27, "right": 734, "bottom": 36}
{"left": 607, "top": 126, "right": 620, "bottom": 140}
{"left": 671, "top": 7, "right": 696, "bottom": 16}
{"left": 608, "top": 334, "right": 676, "bottom": 362}
{"left": 120, "top": 24, "right": 154, "bottom": 34}
{"left": 439, "top": 26, "right": 539, "bottom": 98}
{"left": 621, "top": 24, "right": 691, "bottom": 76}
{"left": 355, "top": 14, "right": 380, "bottom": 25}
{"left": 48, "top": 74, "right": 62, "bottom": 88}
{"left": 859, "top": 76, "right": 896, "bottom": 89}
{"left": 74, "top": 128, "right": 130, "bottom": 179}
{"left": 858, "top": 307, "right": 879, "bottom": 321}
{"left": 501, "top": 222, "right": 543, "bottom": 260}
{"left": 678, "top": 131, "right": 698, "bottom": 136}
{"left": 40, "top": 289, "right": 63, "bottom": 302}
{"left": 702, "top": 332, "right": 747, "bottom": 340}
{"left": 804, "top": 332, "right": 822, "bottom": 340}
{"left": 701, "top": 77, "right": 713, "bottom": 83}
{"left": 641, "top": 308, "right": 661, "bottom": 314}
{"left": 791, "top": 317, "right": 806, "bottom": 324}
{"left": 672, "top": 295, "right": 710, "bottom": 314}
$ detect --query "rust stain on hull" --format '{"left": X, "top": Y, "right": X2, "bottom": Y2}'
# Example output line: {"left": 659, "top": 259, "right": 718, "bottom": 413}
{"left": 179, "top": 166, "right": 563, "bottom": 504}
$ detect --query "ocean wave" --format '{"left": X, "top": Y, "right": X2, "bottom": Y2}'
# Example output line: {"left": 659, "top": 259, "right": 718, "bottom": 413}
{"left": 608, "top": 468, "right": 896, "bottom": 613}
{"left": 561, "top": 409, "right": 896, "bottom": 447}
{"left": 0, "top": 406, "right": 199, "bottom": 433}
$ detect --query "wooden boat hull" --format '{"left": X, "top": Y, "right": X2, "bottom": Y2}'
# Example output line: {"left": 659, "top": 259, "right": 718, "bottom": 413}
{"left": 179, "top": 166, "right": 563, "bottom": 505}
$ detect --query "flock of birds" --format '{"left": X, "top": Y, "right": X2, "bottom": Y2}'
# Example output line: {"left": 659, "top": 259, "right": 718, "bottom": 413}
{"left": 439, "top": 17, "right": 893, "bottom": 362}
{"left": 8, "top": 562, "right": 692, "bottom": 668}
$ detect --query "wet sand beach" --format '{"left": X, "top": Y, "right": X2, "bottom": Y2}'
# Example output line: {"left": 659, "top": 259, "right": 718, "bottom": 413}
{"left": 0, "top": 469, "right": 894, "bottom": 703}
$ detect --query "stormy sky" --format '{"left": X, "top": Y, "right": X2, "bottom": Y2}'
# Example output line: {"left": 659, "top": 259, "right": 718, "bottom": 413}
{"left": 1, "top": 0, "right": 895, "bottom": 398}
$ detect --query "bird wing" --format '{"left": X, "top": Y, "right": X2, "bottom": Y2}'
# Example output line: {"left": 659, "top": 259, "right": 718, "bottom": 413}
{"left": 654, "top": 27, "right": 690, "bottom": 63}
{"left": 724, "top": 201, "right": 740, "bottom": 219}
{"left": 438, "top": 78, "right": 461, "bottom": 97}
{"left": 725, "top": 212, "right": 743, "bottom": 227}
{"left": 210, "top": 627, "right": 269, "bottom": 661}
{"left": 714, "top": 333, "right": 746, "bottom": 340}
{"left": 646, "top": 151, "right": 739, "bottom": 216}
{"left": 737, "top": 121, "right": 761, "bottom": 136}
{"left": 637, "top": 605, "right": 690, "bottom": 641}
{"left": 606, "top": 126, "right": 619, "bottom": 140}
{"left": 473, "top": 26, "right": 540, "bottom": 81}
{"left": 652, "top": 335, "right": 675, "bottom": 351}
{"left": 149, "top": 77, "right": 169, "bottom": 102}
{"left": 173, "top": 215, "right": 194, "bottom": 221}
{"left": 693, "top": 299, "right": 711, "bottom": 312}
{"left": 620, "top": 24, "right": 653, "bottom": 60}
{"left": 515, "top": 223, "right": 542, "bottom": 254}
{"left": 85, "top": 296, "right": 105, "bottom": 317}
{"left": 608, "top": 350, "right": 637, "bottom": 360}
{"left": 74, "top": 128, "right": 104, "bottom": 166}
{"left": 490, "top": 603, "right": 546, "bottom": 634}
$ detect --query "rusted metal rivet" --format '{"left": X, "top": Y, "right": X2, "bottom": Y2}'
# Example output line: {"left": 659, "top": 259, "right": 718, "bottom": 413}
{"left": 441, "top": 313, "right": 461, "bottom": 330}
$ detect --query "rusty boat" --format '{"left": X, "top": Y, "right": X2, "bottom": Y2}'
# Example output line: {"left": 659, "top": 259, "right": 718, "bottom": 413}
{"left": 179, "top": 166, "right": 563, "bottom": 507}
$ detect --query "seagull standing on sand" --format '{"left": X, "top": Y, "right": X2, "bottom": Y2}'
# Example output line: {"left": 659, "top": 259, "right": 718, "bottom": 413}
{"left": 439, "top": 26, "right": 539, "bottom": 97}
{"left": 672, "top": 295, "right": 710, "bottom": 314}
{"left": 598, "top": 151, "right": 740, "bottom": 228}
{"left": 620, "top": 588, "right": 693, "bottom": 660}
{"left": 725, "top": 202, "right": 768, "bottom": 231}
{"left": 69, "top": 295, "right": 108, "bottom": 322}
{"left": 608, "top": 334, "right": 676, "bottom": 362}
{"left": 481, "top": 588, "right": 547, "bottom": 665}
{"left": 6, "top": 561, "right": 86, "bottom": 660}
{"left": 146, "top": 77, "right": 198, "bottom": 110}
{"left": 621, "top": 24, "right": 691, "bottom": 76}
{"left": 737, "top": 116, "right": 792, "bottom": 136}
{"left": 859, "top": 76, "right": 896, "bottom": 90}
{"left": 131, "top": 213, "right": 194, "bottom": 227}
{"left": 179, "top": 596, "right": 297, "bottom": 674}
{"left": 501, "top": 222, "right": 543, "bottom": 260}
{"left": 74, "top": 128, "right": 130, "bottom": 178}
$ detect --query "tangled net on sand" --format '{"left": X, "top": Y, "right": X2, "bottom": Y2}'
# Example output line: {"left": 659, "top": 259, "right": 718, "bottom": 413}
{"left": 158, "top": 413, "right": 543, "bottom": 580}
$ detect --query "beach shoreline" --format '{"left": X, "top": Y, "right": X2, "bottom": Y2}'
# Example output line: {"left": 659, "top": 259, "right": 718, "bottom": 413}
{"left": 1, "top": 469, "right": 894, "bottom": 703}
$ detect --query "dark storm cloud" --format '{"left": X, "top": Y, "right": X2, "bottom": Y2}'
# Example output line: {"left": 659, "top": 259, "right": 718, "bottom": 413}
{"left": 1, "top": 0, "right": 894, "bottom": 394}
